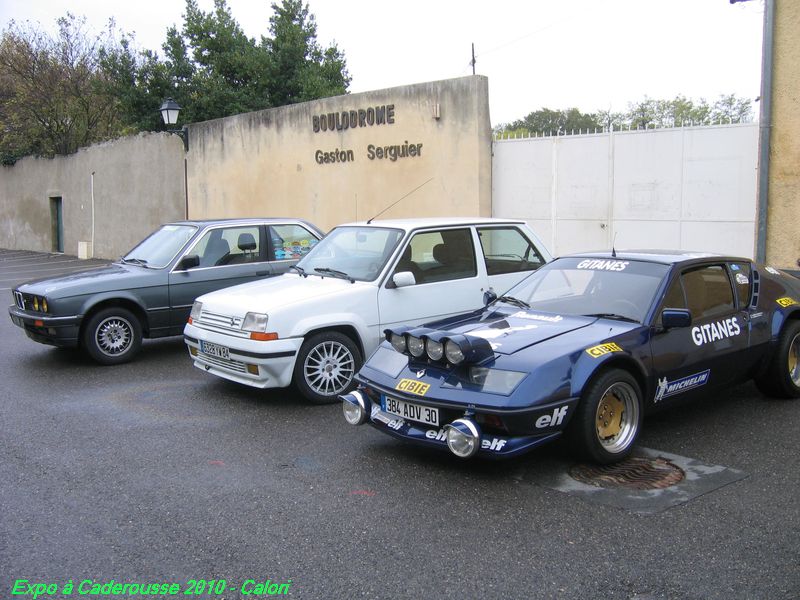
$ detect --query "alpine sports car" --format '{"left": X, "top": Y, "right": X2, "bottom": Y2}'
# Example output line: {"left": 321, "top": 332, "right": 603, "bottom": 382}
{"left": 341, "top": 251, "right": 800, "bottom": 463}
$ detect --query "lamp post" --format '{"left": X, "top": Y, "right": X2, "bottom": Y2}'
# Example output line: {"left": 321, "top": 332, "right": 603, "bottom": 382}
{"left": 159, "top": 97, "right": 189, "bottom": 152}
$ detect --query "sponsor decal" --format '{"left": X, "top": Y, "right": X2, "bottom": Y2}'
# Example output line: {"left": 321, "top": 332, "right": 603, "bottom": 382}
{"left": 577, "top": 259, "right": 630, "bottom": 271}
{"left": 776, "top": 297, "right": 798, "bottom": 308}
{"left": 395, "top": 379, "right": 430, "bottom": 396}
{"left": 735, "top": 273, "right": 749, "bottom": 285}
{"left": 425, "top": 429, "right": 508, "bottom": 451}
{"left": 511, "top": 311, "right": 564, "bottom": 323}
{"left": 535, "top": 406, "right": 569, "bottom": 428}
{"left": 470, "top": 323, "right": 538, "bottom": 340}
{"left": 765, "top": 266, "right": 781, "bottom": 275}
{"left": 586, "top": 342, "right": 624, "bottom": 358}
{"left": 655, "top": 369, "right": 711, "bottom": 403}
{"left": 371, "top": 405, "right": 405, "bottom": 430}
{"left": 691, "top": 317, "right": 741, "bottom": 346}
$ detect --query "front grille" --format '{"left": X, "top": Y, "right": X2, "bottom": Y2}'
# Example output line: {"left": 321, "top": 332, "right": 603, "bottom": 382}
{"left": 197, "top": 351, "right": 248, "bottom": 374}
{"left": 14, "top": 291, "right": 24, "bottom": 310}
{"left": 195, "top": 310, "right": 249, "bottom": 337}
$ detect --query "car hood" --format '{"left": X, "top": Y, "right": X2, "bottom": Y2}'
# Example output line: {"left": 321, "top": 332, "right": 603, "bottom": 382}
{"left": 437, "top": 308, "right": 635, "bottom": 355}
{"left": 16, "top": 263, "right": 161, "bottom": 298}
{"left": 197, "top": 273, "right": 372, "bottom": 316}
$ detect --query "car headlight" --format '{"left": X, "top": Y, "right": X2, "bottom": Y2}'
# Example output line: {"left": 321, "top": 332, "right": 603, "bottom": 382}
{"left": 426, "top": 338, "right": 444, "bottom": 361}
{"left": 42, "top": 298, "right": 48, "bottom": 313}
{"left": 341, "top": 390, "right": 370, "bottom": 426}
{"left": 445, "top": 418, "right": 481, "bottom": 458}
{"left": 444, "top": 340, "right": 465, "bottom": 364}
{"left": 33, "top": 296, "right": 39, "bottom": 311}
{"left": 390, "top": 333, "right": 407, "bottom": 354}
{"left": 407, "top": 335, "right": 425, "bottom": 358}
{"left": 468, "top": 367, "right": 527, "bottom": 394}
{"left": 189, "top": 301, "right": 202, "bottom": 322}
{"left": 242, "top": 312, "right": 268, "bottom": 332}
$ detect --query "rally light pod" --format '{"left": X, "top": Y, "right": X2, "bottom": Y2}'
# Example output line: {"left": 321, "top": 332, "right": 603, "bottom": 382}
{"left": 445, "top": 418, "right": 482, "bottom": 458}
{"left": 341, "top": 390, "right": 370, "bottom": 426}
{"left": 440, "top": 334, "right": 494, "bottom": 366}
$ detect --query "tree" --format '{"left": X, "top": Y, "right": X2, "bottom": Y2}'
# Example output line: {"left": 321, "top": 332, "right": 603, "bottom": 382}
{"left": 0, "top": 14, "right": 125, "bottom": 161}
{"left": 505, "top": 107, "right": 602, "bottom": 137}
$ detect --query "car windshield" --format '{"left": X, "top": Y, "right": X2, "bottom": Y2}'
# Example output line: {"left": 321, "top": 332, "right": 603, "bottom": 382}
{"left": 498, "top": 257, "right": 670, "bottom": 323}
{"left": 121, "top": 224, "right": 197, "bottom": 269}
{"left": 296, "top": 226, "right": 404, "bottom": 282}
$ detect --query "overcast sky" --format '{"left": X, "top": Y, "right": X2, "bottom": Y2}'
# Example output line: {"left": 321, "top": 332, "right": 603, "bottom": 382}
{"left": 0, "top": 0, "right": 765, "bottom": 126}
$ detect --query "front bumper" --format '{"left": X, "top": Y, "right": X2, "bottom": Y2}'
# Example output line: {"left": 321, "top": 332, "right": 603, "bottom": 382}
{"left": 342, "top": 384, "right": 579, "bottom": 459}
{"left": 183, "top": 322, "right": 302, "bottom": 389}
{"left": 8, "top": 305, "right": 82, "bottom": 347}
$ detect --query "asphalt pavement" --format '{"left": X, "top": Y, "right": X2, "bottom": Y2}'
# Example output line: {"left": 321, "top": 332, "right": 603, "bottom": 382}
{"left": 1, "top": 249, "right": 798, "bottom": 600}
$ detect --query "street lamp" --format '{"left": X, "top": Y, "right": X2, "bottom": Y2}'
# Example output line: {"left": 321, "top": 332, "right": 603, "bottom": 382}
{"left": 159, "top": 97, "right": 189, "bottom": 151}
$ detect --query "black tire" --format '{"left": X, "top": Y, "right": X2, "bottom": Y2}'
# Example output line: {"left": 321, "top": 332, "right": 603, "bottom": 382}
{"left": 754, "top": 320, "right": 800, "bottom": 399}
{"left": 82, "top": 307, "right": 142, "bottom": 365}
{"left": 566, "top": 368, "right": 643, "bottom": 464}
{"left": 293, "top": 331, "right": 362, "bottom": 404}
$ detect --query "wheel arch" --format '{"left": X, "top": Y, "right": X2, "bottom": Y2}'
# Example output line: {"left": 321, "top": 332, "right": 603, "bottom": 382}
{"left": 578, "top": 355, "right": 648, "bottom": 407}
{"left": 302, "top": 324, "right": 365, "bottom": 360}
{"left": 79, "top": 297, "right": 150, "bottom": 343}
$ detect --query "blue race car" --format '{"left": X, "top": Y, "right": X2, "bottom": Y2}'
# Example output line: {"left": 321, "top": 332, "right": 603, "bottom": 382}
{"left": 341, "top": 252, "right": 800, "bottom": 463}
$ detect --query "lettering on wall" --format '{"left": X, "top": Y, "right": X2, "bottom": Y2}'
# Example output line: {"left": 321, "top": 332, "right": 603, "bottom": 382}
{"left": 312, "top": 105, "right": 395, "bottom": 133}
{"left": 314, "top": 141, "right": 424, "bottom": 166}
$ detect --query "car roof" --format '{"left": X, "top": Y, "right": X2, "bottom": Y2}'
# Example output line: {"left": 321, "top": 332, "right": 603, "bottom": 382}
{"left": 561, "top": 249, "right": 752, "bottom": 266}
{"left": 336, "top": 217, "right": 526, "bottom": 230}
{"left": 167, "top": 218, "right": 321, "bottom": 229}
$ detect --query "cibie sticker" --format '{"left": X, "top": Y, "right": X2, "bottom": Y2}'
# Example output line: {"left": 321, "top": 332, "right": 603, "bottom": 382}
{"left": 776, "top": 297, "right": 798, "bottom": 308}
{"left": 576, "top": 259, "right": 629, "bottom": 272}
{"left": 586, "top": 342, "right": 623, "bottom": 358}
{"left": 395, "top": 379, "right": 430, "bottom": 396}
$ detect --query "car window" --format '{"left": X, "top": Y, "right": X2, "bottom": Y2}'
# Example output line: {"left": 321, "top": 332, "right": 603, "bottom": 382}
{"left": 477, "top": 226, "right": 545, "bottom": 275}
{"left": 193, "top": 226, "right": 262, "bottom": 267}
{"left": 728, "top": 262, "right": 752, "bottom": 308}
{"left": 270, "top": 224, "right": 319, "bottom": 261}
{"left": 681, "top": 265, "right": 735, "bottom": 321}
{"left": 402, "top": 228, "right": 477, "bottom": 284}
{"left": 123, "top": 224, "right": 197, "bottom": 268}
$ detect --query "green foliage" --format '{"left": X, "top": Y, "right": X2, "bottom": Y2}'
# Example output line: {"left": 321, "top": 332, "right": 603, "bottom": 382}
{"left": 0, "top": 0, "right": 350, "bottom": 159}
{"left": 498, "top": 94, "right": 754, "bottom": 137}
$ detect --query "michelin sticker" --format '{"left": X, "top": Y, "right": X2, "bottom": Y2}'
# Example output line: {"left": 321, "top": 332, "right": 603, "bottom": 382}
{"left": 655, "top": 369, "right": 711, "bottom": 403}
{"left": 691, "top": 317, "right": 741, "bottom": 346}
{"left": 576, "top": 259, "right": 629, "bottom": 271}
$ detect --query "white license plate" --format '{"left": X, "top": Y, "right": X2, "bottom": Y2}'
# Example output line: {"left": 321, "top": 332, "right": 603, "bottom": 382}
{"left": 383, "top": 396, "right": 439, "bottom": 426}
{"left": 200, "top": 340, "right": 230, "bottom": 359}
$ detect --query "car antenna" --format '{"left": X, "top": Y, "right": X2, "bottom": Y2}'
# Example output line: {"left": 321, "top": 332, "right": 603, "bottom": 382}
{"left": 367, "top": 177, "right": 433, "bottom": 224}
{"left": 611, "top": 231, "right": 618, "bottom": 258}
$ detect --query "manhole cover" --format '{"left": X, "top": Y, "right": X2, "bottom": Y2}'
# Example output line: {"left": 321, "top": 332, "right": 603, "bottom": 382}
{"left": 569, "top": 456, "right": 685, "bottom": 490}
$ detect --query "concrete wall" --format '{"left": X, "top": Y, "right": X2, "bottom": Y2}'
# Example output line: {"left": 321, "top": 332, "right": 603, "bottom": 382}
{"left": 493, "top": 123, "right": 759, "bottom": 258}
{"left": 185, "top": 76, "right": 492, "bottom": 230}
{"left": 0, "top": 133, "right": 185, "bottom": 259}
{"left": 766, "top": 0, "right": 800, "bottom": 270}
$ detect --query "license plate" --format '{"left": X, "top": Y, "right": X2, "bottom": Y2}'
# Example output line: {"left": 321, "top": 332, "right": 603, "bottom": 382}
{"left": 383, "top": 395, "right": 439, "bottom": 426}
{"left": 200, "top": 340, "right": 230, "bottom": 359}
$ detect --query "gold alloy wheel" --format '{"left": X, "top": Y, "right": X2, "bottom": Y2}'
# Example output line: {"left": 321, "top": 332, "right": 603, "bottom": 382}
{"left": 594, "top": 381, "right": 640, "bottom": 454}
{"left": 789, "top": 332, "right": 800, "bottom": 386}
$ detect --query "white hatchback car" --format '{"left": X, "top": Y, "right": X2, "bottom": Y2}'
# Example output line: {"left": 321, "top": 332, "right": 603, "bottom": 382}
{"left": 183, "top": 218, "right": 551, "bottom": 403}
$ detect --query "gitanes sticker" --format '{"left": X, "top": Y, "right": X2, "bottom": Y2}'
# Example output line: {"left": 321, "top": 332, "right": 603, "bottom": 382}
{"left": 576, "top": 259, "right": 629, "bottom": 272}
{"left": 691, "top": 317, "right": 741, "bottom": 346}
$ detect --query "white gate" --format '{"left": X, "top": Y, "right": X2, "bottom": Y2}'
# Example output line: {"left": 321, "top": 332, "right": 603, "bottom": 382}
{"left": 492, "top": 123, "right": 759, "bottom": 258}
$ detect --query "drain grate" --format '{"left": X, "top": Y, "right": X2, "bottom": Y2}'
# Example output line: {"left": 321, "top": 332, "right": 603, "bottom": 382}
{"left": 569, "top": 456, "right": 685, "bottom": 490}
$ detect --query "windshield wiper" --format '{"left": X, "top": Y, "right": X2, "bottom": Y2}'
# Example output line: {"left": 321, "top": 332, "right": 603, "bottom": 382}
{"left": 121, "top": 257, "right": 149, "bottom": 267}
{"left": 290, "top": 265, "right": 307, "bottom": 277}
{"left": 314, "top": 267, "right": 355, "bottom": 283}
{"left": 583, "top": 313, "right": 638, "bottom": 323}
{"left": 497, "top": 295, "right": 530, "bottom": 309}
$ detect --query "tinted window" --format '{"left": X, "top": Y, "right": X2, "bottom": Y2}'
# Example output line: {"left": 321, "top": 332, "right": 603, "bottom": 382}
{"left": 681, "top": 265, "right": 735, "bottom": 321}
{"left": 477, "top": 227, "right": 545, "bottom": 275}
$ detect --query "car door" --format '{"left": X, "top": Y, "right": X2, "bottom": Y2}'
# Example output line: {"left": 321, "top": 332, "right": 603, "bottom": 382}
{"left": 649, "top": 263, "right": 749, "bottom": 407}
{"left": 377, "top": 226, "right": 490, "bottom": 335}
{"left": 168, "top": 224, "right": 274, "bottom": 329}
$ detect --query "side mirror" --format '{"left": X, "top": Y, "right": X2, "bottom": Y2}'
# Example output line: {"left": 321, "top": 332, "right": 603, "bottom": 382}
{"left": 661, "top": 308, "right": 691, "bottom": 329}
{"left": 483, "top": 290, "right": 498, "bottom": 306}
{"left": 178, "top": 254, "right": 200, "bottom": 270}
{"left": 390, "top": 271, "right": 416, "bottom": 289}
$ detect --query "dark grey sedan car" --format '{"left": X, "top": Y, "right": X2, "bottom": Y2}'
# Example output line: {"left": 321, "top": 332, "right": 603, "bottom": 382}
{"left": 8, "top": 218, "right": 323, "bottom": 364}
